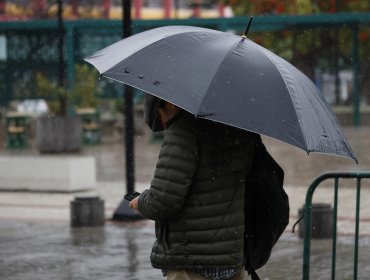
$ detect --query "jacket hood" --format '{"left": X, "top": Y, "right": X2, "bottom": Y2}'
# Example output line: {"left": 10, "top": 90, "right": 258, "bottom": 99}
{"left": 144, "top": 94, "right": 164, "bottom": 132}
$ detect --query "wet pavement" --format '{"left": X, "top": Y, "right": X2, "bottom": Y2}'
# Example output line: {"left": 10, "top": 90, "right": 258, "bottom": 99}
{"left": 1, "top": 220, "right": 370, "bottom": 280}
{"left": 0, "top": 220, "right": 161, "bottom": 280}
{"left": 0, "top": 125, "right": 370, "bottom": 279}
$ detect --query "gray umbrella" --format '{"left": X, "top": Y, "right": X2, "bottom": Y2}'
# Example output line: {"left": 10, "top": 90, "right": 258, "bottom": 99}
{"left": 85, "top": 25, "right": 357, "bottom": 162}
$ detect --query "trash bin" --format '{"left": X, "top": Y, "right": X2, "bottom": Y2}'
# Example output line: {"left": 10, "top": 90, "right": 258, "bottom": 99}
{"left": 298, "top": 203, "right": 333, "bottom": 239}
{"left": 77, "top": 108, "right": 101, "bottom": 145}
{"left": 70, "top": 196, "right": 105, "bottom": 227}
{"left": 5, "top": 112, "right": 29, "bottom": 148}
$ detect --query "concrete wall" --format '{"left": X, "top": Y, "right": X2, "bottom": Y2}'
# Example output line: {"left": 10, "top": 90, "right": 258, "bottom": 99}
{"left": 0, "top": 156, "right": 96, "bottom": 192}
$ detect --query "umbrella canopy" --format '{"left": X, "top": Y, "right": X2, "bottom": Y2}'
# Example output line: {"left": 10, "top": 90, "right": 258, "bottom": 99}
{"left": 85, "top": 25, "right": 357, "bottom": 162}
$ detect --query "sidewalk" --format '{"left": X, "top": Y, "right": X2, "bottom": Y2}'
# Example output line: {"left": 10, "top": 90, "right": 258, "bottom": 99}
{"left": 0, "top": 181, "right": 369, "bottom": 236}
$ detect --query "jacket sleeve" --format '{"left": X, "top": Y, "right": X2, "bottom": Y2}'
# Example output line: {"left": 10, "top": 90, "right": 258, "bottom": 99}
{"left": 138, "top": 116, "right": 198, "bottom": 221}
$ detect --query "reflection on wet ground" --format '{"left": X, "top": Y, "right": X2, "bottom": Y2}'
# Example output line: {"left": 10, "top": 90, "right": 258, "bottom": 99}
{"left": 1, "top": 221, "right": 370, "bottom": 280}
{"left": 260, "top": 235, "right": 370, "bottom": 280}
{"left": 0, "top": 221, "right": 161, "bottom": 280}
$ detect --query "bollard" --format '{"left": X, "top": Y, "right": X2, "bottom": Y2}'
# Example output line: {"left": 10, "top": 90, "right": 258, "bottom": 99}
{"left": 70, "top": 196, "right": 105, "bottom": 227}
{"left": 298, "top": 203, "right": 333, "bottom": 239}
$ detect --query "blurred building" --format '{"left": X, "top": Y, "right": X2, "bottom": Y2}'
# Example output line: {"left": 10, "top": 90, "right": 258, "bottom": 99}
{"left": 0, "top": 0, "right": 232, "bottom": 21}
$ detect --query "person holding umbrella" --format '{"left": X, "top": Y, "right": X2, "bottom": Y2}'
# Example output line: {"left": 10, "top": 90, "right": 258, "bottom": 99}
{"left": 130, "top": 94, "right": 260, "bottom": 280}
{"left": 85, "top": 22, "right": 357, "bottom": 279}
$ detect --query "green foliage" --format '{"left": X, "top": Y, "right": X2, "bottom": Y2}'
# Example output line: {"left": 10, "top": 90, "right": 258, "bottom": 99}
{"left": 297, "top": 0, "right": 312, "bottom": 14}
{"left": 224, "top": 0, "right": 297, "bottom": 16}
{"left": 35, "top": 64, "right": 100, "bottom": 115}
{"left": 249, "top": 31, "right": 293, "bottom": 60}
{"left": 35, "top": 72, "right": 67, "bottom": 114}
{"left": 71, "top": 64, "right": 100, "bottom": 109}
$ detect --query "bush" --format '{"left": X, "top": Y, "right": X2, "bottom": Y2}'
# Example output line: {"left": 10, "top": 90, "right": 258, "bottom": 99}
{"left": 35, "top": 64, "right": 100, "bottom": 115}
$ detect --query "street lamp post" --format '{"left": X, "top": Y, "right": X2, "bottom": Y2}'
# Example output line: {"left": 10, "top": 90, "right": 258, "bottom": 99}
{"left": 57, "top": 0, "right": 67, "bottom": 115}
{"left": 122, "top": 0, "right": 134, "bottom": 195}
{"left": 112, "top": 0, "right": 143, "bottom": 221}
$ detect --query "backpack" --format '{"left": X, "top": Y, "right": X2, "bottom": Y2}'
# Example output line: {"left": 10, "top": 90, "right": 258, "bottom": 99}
{"left": 244, "top": 138, "right": 290, "bottom": 280}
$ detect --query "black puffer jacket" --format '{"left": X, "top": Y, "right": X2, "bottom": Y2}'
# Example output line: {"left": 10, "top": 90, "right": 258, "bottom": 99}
{"left": 138, "top": 112, "right": 256, "bottom": 270}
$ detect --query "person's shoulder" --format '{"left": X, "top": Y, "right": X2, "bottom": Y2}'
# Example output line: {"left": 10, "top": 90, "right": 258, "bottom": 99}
{"left": 164, "top": 112, "right": 198, "bottom": 147}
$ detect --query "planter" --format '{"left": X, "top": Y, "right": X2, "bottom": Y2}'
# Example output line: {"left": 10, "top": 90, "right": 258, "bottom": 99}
{"left": 36, "top": 116, "right": 82, "bottom": 153}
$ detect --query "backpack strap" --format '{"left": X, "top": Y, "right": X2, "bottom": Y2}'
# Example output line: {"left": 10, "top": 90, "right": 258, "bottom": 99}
{"left": 250, "top": 270, "right": 261, "bottom": 280}
{"left": 244, "top": 135, "right": 261, "bottom": 279}
{"left": 245, "top": 177, "right": 261, "bottom": 280}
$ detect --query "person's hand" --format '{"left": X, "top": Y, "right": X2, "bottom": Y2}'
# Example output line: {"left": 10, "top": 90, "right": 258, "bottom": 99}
{"left": 129, "top": 196, "right": 139, "bottom": 210}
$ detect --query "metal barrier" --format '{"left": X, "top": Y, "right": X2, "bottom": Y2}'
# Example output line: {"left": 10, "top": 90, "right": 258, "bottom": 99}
{"left": 302, "top": 171, "right": 370, "bottom": 280}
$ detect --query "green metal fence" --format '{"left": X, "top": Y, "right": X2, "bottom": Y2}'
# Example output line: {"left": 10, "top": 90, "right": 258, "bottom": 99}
{"left": 1, "top": 14, "right": 370, "bottom": 123}
{"left": 302, "top": 171, "right": 370, "bottom": 280}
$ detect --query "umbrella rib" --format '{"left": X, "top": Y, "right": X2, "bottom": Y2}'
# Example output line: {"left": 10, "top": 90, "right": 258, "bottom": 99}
{"left": 86, "top": 27, "right": 225, "bottom": 75}
{"left": 195, "top": 39, "right": 241, "bottom": 116}
{"left": 197, "top": 40, "right": 309, "bottom": 151}
{"left": 194, "top": 39, "right": 310, "bottom": 152}
{"left": 98, "top": 31, "right": 197, "bottom": 75}
{"left": 259, "top": 48, "right": 357, "bottom": 162}
{"left": 196, "top": 39, "right": 309, "bottom": 152}
{"left": 257, "top": 47, "right": 310, "bottom": 151}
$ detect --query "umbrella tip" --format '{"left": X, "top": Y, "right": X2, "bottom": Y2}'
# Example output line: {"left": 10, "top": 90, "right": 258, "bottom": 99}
{"left": 243, "top": 16, "right": 254, "bottom": 39}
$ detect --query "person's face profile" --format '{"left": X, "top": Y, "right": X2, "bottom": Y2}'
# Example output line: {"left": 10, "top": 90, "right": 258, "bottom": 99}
{"left": 156, "top": 102, "right": 168, "bottom": 129}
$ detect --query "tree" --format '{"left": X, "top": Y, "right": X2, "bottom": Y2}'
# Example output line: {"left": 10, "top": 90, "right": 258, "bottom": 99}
{"left": 224, "top": 0, "right": 297, "bottom": 15}
{"left": 36, "top": 64, "right": 100, "bottom": 115}
{"left": 0, "top": 0, "right": 5, "bottom": 14}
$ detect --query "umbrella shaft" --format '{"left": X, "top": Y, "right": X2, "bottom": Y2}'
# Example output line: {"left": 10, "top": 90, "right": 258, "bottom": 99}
{"left": 122, "top": 0, "right": 132, "bottom": 38}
